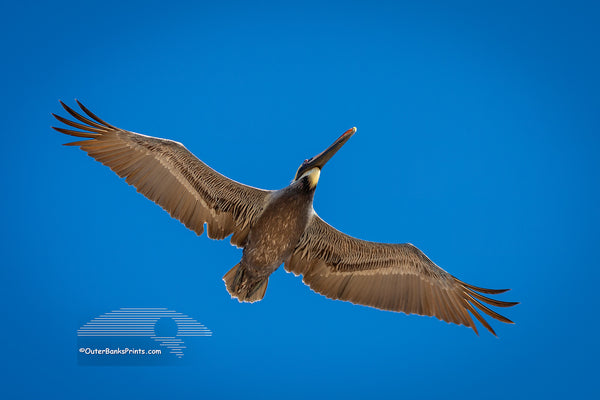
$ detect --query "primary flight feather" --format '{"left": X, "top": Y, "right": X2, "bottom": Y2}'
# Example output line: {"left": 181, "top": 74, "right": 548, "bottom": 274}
{"left": 53, "top": 100, "right": 517, "bottom": 336}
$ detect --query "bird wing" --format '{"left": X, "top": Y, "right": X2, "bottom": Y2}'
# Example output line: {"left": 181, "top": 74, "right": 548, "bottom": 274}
{"left": 53, "top": 100, "right": 271, "bottom": 247}
{"left": 285, "top": 214, "right": 517, "bottom": 335}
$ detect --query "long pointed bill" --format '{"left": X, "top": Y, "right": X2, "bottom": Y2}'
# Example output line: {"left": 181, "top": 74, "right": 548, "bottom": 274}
{"left": 294, "top": 127, "right": 356, "bottom": 180}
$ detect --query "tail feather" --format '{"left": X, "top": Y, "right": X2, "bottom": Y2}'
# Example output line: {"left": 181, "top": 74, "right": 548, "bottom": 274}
{"left": 223, "top": 263, "right": 269, "bottom": 303}
{"left": 223, "top": 263, "right": 243, "bottom": 292}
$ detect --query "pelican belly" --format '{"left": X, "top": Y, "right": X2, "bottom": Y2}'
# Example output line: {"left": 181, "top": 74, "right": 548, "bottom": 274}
{"left": 243, "top": 186, "right": 314, "bottom": 277}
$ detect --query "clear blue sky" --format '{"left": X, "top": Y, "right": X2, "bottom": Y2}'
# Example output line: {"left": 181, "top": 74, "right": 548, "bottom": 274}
{"left": 2, "top": 0, "right": 599, "bottom": 398}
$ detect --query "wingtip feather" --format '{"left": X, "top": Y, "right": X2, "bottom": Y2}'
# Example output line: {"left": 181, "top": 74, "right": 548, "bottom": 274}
{"left": 52, "top": 126, "right": 99, "bottom": 138}
{"left": 76, "top": 99, "right": 118, "bottom": 129}
{"left": 464, "top": 301, "right": 497, "bottom": 336}
{"left": 57, "top": 100, "right": 109, "bottom": 130}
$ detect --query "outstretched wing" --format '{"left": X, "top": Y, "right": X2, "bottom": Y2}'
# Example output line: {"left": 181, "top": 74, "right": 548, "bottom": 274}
{"left": 285, "top": 215, "right": 518, "bottom": 335}
{"left": 53, "top": 100, "right": 271, "bottom": 247}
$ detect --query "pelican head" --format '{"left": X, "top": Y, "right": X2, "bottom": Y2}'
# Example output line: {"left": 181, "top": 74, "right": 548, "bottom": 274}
{"left": 294, "top": 127, "right": 356, "bottom": 188}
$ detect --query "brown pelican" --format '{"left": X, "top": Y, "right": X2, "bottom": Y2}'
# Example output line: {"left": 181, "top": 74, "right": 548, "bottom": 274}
{"left": 53, "top": 100, "right": 517, "bottom": 336}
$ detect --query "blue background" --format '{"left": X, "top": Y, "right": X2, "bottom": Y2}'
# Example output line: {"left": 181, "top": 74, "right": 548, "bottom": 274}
{"left": 2, "top": 1, "right": 599, "bottom": 398}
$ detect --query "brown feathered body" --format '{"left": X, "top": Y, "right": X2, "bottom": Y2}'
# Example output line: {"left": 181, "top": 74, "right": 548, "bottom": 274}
{"left": 52, "top": 100, "right": 518, "bottom": 336}
{"left": 224, "top": 179, "right": 316, "bottom": 302}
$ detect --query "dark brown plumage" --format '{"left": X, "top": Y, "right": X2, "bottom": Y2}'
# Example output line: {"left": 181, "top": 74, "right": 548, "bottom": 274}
{"left": 53, "top": 100, "right": 518, "bottom": 336}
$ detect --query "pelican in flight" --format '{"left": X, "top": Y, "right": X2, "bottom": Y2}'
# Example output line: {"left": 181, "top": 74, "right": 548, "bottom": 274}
{"left": 53, "top": 100, "right": 517, "bottom": 335}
